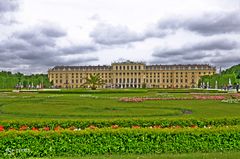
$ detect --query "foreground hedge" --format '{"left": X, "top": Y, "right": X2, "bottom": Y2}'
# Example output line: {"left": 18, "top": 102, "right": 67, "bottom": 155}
{"left": 1, "top": 118, "right": 240, "bottom": 130}
{"left": 1, "top": 127, "right": 240, "bottom": 158}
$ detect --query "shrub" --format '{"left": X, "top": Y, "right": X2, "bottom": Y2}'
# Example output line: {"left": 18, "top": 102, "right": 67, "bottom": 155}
{"left": 1, "top": 118, "right": 240, "bottom": 131}
{"left": 1, "top": 127, "right": 240, "bottom": 158}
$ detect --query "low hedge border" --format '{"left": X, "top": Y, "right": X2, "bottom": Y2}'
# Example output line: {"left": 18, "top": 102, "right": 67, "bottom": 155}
{"left": 1, "top": 118, "right": 240, "bottom": 131}
{"left": 1, "top": 127, "right": 240, "bottom": 158}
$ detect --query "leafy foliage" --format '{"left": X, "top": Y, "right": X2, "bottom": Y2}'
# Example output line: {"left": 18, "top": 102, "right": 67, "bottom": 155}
{"left": 200, "top": 64, "right": 240, "bottom": 88}
{"left": 2, "top": 118, "right": 240, "bottom": 130}
{"left": 83, "top": 74, "right": 105, "bottom": 90}
{"left": 1, "top": 127, "right": 240, "bottom": 158}
{"left": 0, "top": 71, "right": 51, "bottom": 89}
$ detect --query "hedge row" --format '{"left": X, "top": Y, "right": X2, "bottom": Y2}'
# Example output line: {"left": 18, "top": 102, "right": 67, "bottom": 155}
{"left": 1, "top": 127, "right": 240, "bottom": 158}
{"left": 38, "top": 89, "right": 148, "bottom": 94}
{"left": 36, "top": 89, "right": 226, "bottom": 94}
{"left": 1, "top": 118, "right": 240, "bottom": 130}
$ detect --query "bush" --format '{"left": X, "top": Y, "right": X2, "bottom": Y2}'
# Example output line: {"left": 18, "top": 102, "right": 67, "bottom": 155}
{"left": 1, "top": 127, "right": 240, "bottom": 158}
{"left": 1, "top": 118, "right": 240, "bottom": 130}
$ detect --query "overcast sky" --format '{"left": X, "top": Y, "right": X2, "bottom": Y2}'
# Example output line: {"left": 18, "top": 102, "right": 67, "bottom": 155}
{"left": 0, "top": 0, "right": 240, "bottom": 74}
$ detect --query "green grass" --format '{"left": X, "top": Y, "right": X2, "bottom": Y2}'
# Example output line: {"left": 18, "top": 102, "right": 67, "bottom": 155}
{"left": 0, "top": 90, "right": 239, "bottom": 120}
{"left": 28, "top": 151, "right": 240, "bottom": 159}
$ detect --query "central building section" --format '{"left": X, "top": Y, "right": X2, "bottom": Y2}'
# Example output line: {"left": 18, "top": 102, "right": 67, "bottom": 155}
{"left": 112, "top": 61, "right": 145, "bottom": 88}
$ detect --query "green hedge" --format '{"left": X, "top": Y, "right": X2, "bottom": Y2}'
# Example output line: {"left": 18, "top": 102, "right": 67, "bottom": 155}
{"left": 1, "top": 118, "right": 240, "bottom": 130}
{"left": 1, "top": 127, "right": 240, "bottom": 158}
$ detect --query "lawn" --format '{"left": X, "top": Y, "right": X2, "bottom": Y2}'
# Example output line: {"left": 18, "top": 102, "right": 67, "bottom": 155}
{"left": 0, "top": 89, "right": 239, "bottom": 120}
{"left": 28, "top": 151, "right": 240, "bottom": 159}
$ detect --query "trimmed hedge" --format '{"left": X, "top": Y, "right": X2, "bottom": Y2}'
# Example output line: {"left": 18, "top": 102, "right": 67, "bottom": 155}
{"left": 1, "top": 118, "right": 240, "bottom": 130}
{"left": 1, "top": 127, "right": 240, "bottom": 158}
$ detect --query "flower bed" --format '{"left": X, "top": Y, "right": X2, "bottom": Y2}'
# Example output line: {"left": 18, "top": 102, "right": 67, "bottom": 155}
{"left": 1, "top": 118, "right": 240, "bottom": 131}
{"left": 119, "top": 95, "right": 226, "bottom": 103}
{"left": 193, "top": 95, "right": 225, "bottom": 100}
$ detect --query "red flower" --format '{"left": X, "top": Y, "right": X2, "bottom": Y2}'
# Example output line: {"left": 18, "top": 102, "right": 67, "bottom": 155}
{"left": 0, "top": 125, "right": 4, "bottom": 131}
{"left": 19, "top": 125, "right": 28, "bottom": 131}
{"left": 153, "top": 125, "right": 161, "bottom": 129}
{"left": 54, "top": 126, "right": 62, "bottom": 131}
{"left": 191, "top": 125, "right": 198, "bottom": 128}
{"left": 43, "top": 127, "right": 50, "bottom": 131}
{"left": 132, "top": 125, "right": 140, "bottom": 129}
{"left": 31, "top": 127, "right": 39, "bottom": 131}
{"left": 111, "top": 125, "right": 119, "bottom": 129}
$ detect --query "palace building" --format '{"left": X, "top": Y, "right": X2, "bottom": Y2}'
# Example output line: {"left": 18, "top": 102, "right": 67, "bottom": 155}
{"left": 48, "top": 61, "right": 216, "bottom": 89}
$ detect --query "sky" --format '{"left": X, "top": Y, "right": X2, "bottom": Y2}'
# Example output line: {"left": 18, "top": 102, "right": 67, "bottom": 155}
{"left": 0, "top": 0, "right": 240, "bottom": 74}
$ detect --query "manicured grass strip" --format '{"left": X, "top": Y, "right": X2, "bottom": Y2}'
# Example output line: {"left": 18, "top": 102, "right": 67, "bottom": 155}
{"left": 1, "top": 127, "right": 240, "bottom": 158}
{"left": 27, "top": 151, "right": 240, "bottom": 159}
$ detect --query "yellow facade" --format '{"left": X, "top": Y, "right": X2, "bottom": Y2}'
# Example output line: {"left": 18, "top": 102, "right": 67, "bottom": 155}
{"left": 48, "top": 61, "right": 216, "bottom": 88}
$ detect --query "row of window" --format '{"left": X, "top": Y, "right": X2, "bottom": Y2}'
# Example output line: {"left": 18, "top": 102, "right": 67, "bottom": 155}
{"left": 115, "top": 78, "right": 141, "bottom": 83}
{"left": 51, "top": 71, "right": 212, "bottom": 78}
{"left": 55, "top": 79, "right": 112, "bottom": 84}
{"left": 115, "top": 65, "right": 142, "bottom": 70}
{"left": 145, "top": 79, "right": 194, "bottom": 83}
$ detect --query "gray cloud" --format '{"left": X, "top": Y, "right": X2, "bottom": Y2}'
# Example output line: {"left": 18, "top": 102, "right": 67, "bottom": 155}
{"left": 90, "top": 23, "right": 145, "bottom": 45}
{"left": 0, "top": 24, "right": 99, "bottom": 73}
{"left": 151, "top": 38, "right": 240, "bottom": 68}
{"left": 210, "top": 53, "right": 240, "bottom": 68}
{"left": 158, "top": 10, "right": 240, "bottom": 36}
{"left": 0, "top": 0, "right": 19, "bottom": 24}
{"left": 61, "top": 45, "right": 97, "bottom": 55}
{"left": 0, "top": 0, "right": 18, "bottom": 13}
{"left": 90, "top": 23, "right": 170, "bottom": 45}
{"left": 153, "top": 38, "right": 239, "bottom": 58}
{"left": 13, "top": 24, "right": 67, "bottom": 47}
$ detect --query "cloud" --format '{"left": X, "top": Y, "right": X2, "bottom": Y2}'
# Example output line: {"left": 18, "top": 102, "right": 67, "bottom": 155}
{"left": 90, "top": 23, "right": 171, "bottom": 45}
{"left": 151, "top": 38, "right": 240, "bottom": 68}
{"left": 210, "top": 52, "right": 240, "bottom": 68}
{"left": 157, "top": 10, "right": 240, "bottom": 36}
{"left": 90, "top": 23, "right": 145, "bottom": 45}
{"left": 0, "top": 0, "right": 19, "bottom": 24}
{"left": 61, "top": 45, "right": 97, "bottom": 55}
{"left": 90, "top": 10, "right": 240, "bottom": 46}
{"left": 0, "top": 23, "right": 99, "bottom": 73}
{"left": 153, "top": 38, "right": 239, "bottom": 58}
{"left": 0, "top": 0, "right": 19, "bottom": 13}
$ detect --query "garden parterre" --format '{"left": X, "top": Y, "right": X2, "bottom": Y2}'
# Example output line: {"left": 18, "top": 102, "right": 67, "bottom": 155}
{"left": 0, "top": 89, "right": 240, "bottom": 158}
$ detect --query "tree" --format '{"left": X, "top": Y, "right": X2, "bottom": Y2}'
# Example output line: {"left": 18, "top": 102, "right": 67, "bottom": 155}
{"left": 83, "top": 74, "right": 104, "bottom": 90}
